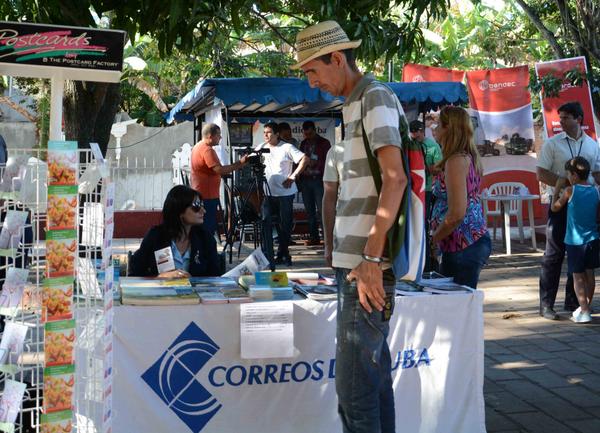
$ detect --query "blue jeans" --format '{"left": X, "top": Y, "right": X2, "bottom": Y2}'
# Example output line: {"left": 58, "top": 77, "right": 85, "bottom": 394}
{"left": 300, "top": 178, "right": 324, "bottom": 241}
{"left": 261, "top": 194, "right": 294, "bottom": 268}
{"left": 202, "top": 198, "right": 220, "bottom": 236}
{"left": 440, "top": 233, "right": 491, "bottom": 289}
{"left": 335, "top": 268, "right": 396, "bottom": 433}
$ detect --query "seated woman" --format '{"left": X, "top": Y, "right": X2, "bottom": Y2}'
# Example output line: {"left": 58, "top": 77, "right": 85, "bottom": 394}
{"left": 430, "top": 106, "right": 491, "bottom": 289}
{"left": 130, "top": 185, "right": 220, "bottom": 278}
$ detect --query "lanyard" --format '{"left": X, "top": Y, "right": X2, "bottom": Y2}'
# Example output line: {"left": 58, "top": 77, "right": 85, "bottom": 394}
{"left": 566, "top": 135, "right": 583, "bottom": 158}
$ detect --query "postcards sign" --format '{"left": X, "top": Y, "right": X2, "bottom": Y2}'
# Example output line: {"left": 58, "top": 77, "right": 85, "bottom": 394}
{"left": 0, "top": 21, "right": 125, "bottom": 71}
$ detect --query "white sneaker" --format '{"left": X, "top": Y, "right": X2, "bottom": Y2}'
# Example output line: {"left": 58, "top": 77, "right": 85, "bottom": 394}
{"left": 571, "top": 311, "right": 592, "bottom": 323}
{"left": 572, "top": 307, "right": 581, "bottom": 319}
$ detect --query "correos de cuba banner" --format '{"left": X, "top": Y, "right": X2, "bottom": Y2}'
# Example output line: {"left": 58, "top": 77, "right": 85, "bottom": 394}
{"left": 401, "top": 63, "right": 465, "bottom": 83}
{"left": 535, "top": 56, "right": 597, "bottom": 141}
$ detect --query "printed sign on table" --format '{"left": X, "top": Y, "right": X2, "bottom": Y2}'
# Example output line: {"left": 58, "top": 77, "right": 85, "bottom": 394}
{"left": 535, "top": 56, "right": 597, "bottom": 140}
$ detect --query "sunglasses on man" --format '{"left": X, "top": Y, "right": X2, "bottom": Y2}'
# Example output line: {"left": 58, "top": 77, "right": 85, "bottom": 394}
{"left": 189, "top": 200, "right": 204, "bottom": 212}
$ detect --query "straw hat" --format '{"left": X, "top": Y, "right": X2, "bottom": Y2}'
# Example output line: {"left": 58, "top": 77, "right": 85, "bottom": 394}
{"left": 291, "top": 21, "right": 361, "bottom": 70}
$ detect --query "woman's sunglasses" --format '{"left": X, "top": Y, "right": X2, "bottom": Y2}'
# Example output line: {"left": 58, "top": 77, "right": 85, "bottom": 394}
{"left": 189, "top": 200, "right": 204, "bottom": 212}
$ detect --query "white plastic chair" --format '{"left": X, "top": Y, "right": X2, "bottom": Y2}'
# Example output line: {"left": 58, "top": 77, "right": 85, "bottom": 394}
{"left": 483, "top": 182, "right": 526, "bottom": 243}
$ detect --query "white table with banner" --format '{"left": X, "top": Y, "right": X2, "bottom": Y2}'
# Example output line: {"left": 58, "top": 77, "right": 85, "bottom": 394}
{"left": 112, "top": 292, "right": 486, "bottom": 433}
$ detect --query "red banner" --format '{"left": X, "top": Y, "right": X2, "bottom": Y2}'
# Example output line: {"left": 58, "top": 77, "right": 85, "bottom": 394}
{"left": 401, "top": 63, "right": 465, "bottom": 83}
{"left": 466, "top": 66, "right": 531, "bottom": 112}
{"left": 534, "top": 56, "right": 597, "bottom": 140}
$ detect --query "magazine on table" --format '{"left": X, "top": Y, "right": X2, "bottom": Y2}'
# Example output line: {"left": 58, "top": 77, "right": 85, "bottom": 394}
{"left": 294, "top": 284, "right": 337, "bottom": 301}
{"left": 121, "top": 286, "right": 199, "bottom": 306}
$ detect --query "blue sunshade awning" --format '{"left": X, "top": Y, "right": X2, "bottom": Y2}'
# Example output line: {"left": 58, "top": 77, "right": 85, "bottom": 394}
{"left": 166, "top": 77, "right": 468, "bottom": 124}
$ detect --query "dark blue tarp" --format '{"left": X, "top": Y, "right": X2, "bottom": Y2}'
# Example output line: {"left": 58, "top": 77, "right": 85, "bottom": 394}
{"left": 166, "top": 77, "right": 468, "bottom": 124}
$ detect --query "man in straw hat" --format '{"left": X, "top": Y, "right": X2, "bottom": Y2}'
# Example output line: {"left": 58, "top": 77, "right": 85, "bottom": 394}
{"left": 292, "top": 21, "right": 408, "bottom": 433}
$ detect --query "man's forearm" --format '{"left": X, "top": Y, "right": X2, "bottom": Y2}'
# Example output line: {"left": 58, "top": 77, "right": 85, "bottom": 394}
{"left": 291, "top": 156, "right": 309, "bottom": 179}
{"left": 536, "top": 167, "right": 560, "bottom": 187}
{"left": 322, "top": 182, "right": 338, "bottom": 251}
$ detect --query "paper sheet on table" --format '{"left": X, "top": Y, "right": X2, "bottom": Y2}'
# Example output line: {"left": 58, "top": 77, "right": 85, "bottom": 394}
{"left": 222, "top": 247, "right": 269, "bottom": 278}
{"left": 240, "top": 302, "right": 293, "bottom": 359}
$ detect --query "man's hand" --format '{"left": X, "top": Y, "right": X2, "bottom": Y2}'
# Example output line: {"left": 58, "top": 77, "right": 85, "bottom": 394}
{"left": 554, "top": 176, "right": 567, "bottom": 195}
{"left": 282, "top": 176, "right": 295, "bottom": 188}
{"left": 347, "top": 261, "right": 385, "bottom": 313}
{"left": 240, "top": 154, "right": 249, "bottom": 165}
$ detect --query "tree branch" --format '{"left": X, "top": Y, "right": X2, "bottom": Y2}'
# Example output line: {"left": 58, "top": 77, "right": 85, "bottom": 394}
{"left": 514, "top": 0, "right": 566, "bottom": 59}
{"left": 250, "top": 10, "right": 295, "bottom": 48}
{"left": 0, "top": 97, "right": 38, "bottom": 123}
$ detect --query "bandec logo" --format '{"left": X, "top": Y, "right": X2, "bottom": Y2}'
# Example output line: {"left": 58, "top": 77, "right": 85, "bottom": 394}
{"left": 412, "top": 75, "right": 425, "bottom": 83}
{"left": 143, "top": 323, "right": 431, "bottom": 432}
{"left": 478, "top": 79, "right": 517, "bottom": 92}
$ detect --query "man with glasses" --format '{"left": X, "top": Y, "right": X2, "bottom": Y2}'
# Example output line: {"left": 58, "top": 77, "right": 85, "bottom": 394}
{"left": 190, "top": 123, "right": 249, "bottom": 236}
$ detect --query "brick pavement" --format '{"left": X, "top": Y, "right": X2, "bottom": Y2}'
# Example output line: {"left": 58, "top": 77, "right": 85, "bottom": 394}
{"left": 115, "top": 235, "right": 600, "bottom": 432}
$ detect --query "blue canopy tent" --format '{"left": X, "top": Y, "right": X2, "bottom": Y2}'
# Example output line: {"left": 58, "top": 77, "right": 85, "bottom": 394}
{"left": 166, "top": 77, "right": 468, "bottom": 260}
{"left": 166, "top": 77, "right": 468, "bottom": 138}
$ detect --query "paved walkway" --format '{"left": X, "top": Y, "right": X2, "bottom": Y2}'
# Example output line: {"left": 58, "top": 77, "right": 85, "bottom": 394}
{"left": 115, "top": 235, "right": 600, "bottom": 432}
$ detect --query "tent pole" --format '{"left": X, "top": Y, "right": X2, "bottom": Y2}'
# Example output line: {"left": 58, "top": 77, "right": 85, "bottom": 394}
{"left": 49, "top": 76, "right": 64, "bottom": 141}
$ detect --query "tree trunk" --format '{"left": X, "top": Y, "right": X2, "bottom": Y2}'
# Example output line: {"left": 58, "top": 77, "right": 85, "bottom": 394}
{"left": 63, "top": 81, "right": 121, "bottom": 158}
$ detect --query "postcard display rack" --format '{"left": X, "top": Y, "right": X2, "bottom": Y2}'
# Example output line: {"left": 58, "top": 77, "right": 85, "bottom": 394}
{"left": 0, "top": 142, "right": 115, "bottom": 433}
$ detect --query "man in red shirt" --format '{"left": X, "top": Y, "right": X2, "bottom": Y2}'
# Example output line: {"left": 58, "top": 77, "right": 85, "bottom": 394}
{"left": 298, "top": 120, "right": 331, "bottom": 245}
{"left": 190, "top": 123, "right": 248, "bottom": 235}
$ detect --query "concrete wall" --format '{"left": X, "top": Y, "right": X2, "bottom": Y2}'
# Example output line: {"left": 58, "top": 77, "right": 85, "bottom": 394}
{"left": 0, "top": 121, "right": 38, "bottom": 150}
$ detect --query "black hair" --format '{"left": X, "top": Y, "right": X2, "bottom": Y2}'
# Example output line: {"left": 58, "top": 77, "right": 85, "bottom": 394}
{"left": 278, "top": 122, "right": 292, "bottom": 132}
{"left": 564, "top": 156, "right": 590, "bottom": 180}
{"left": 264, "top": 122, "right": 280, "bottom": 134}
{"left": 316, "top": 49, "right": 359, "bottom": 72}
{"left": 558, "top": 101, "right": 584, "bottom": 124}
{"left": 161, "top": 185, "right": 201, "bottom": 240}
{"left": 302, "top": 120, "right": 316, "bottom": 131}
{"left": 409, "top": 120, "right": 425, "bottom": 133}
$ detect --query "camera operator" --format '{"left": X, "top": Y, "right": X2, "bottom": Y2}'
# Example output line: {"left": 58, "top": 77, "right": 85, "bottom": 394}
{"left": 256, "top": 122, "right": 308, "bottom": 268}
{"left": 191, "top": 123, "right": 249, "bottom": 236}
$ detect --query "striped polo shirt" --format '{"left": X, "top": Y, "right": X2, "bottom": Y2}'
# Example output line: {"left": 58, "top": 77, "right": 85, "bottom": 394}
{"left": 323, "top": 74, "right": 404, "bottom": 270}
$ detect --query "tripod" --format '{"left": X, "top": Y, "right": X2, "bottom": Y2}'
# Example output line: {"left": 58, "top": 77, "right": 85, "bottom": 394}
{"left": 222, "top": 162, "right": 271, "bottom": 265}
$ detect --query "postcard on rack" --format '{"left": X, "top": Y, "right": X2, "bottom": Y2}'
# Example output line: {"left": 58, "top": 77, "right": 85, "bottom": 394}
{"left": 42, "top": 277, "right": 74, "bottom": 322}
{"left": 47, "top": 185, "right": 78, "bottom": 230}
{"left": 0, "top": 267, "right": 30, "bottom": 317}
{"left": 0, "top": 210, "right": 28, "bottom": 249}
{"left": 43, "top": 364, "right": 75, "bottom": 413}
{"left": 41, "top": 410, "right": 73, "bottom": 433}
{"left": 154, "top": 246, "right": 175, "bottom": 274}
{"left": 0, "top": 379, "right": 26, "bottom": 423}
{"left": 46, "top": 230, "right": 77, "bottom": 278}
{"left": 44, "top": 320, "right": 75, "bottom": 367}
{"left": 47, "top": 140, "right": 78, "bottom": 186}
{"left": 0, "top": 321, "right": 28, "bottom": 366}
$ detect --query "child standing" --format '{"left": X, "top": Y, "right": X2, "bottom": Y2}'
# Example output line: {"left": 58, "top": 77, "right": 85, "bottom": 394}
{"left": 552, "top": 157, "right": 599, "bottom": 323}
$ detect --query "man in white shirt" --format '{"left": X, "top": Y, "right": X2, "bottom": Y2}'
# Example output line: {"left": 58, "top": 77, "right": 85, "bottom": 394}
{"left": 257, "top": 122, "right": 308, "bottom": 269}
{"left": 536, "top": 101, "right": 600, "bottom": 320}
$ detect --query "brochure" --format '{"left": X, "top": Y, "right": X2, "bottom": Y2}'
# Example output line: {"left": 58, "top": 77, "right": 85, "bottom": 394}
{"left": 42, "top": 277, "right": 74, "bottom": 322}
{"left": 0, "top": 267, "right": 30, "bottom": 316}
{"left": 0, "top": 210, "right": 28, "bottom": 249}
{"left": 45, "top": 320, "right": 75, "bottom": 366}
{"left": 47, "top": 186, "right": 78, "bottom": 230}
{"left": 0, "top": 321, "right": 28, "bottom": 366}
{"left": 189, "top": 276, "right": 239, "bottom": 287}
{"left": 0, "top": 379, "right": 26, "bottom": 423}
{"left": 47, "top": 141, "right": 77, "bottom": 186}
{"left": 46, "top": 230, "right": 77, "bottom": 278}
{"left": 43, "top": 364, "right": 75, "bottom": 413}
{"left": 41, "top": 410, "right": 72, "bottom": 433}
{"left": 255, "top": 272, "right": 289, "bottom": 287}
{"left": 295, "top": 284, "right": 337, "bottom": 301}
{"left": 222, "top": 247, "right": 269, "bottom": 278}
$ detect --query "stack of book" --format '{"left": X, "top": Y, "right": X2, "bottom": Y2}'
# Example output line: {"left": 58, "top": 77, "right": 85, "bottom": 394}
{"left": 247, "top": 284, "right": 294, "bottom": 301}
{"left": 120, "top": 278, "right": 200, "bottom": 305}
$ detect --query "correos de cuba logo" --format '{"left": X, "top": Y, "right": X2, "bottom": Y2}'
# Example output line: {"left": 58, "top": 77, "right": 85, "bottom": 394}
{"left": 142, "top": 323, "right": 222, "bottom": 433}
{"left": 143, "top": 322, "right": 431, "bottom": 432}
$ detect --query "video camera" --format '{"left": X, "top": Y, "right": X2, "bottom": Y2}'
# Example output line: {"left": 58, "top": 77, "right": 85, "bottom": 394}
{"left": 238, "top": 146, "right": 270, "bottom": 166}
